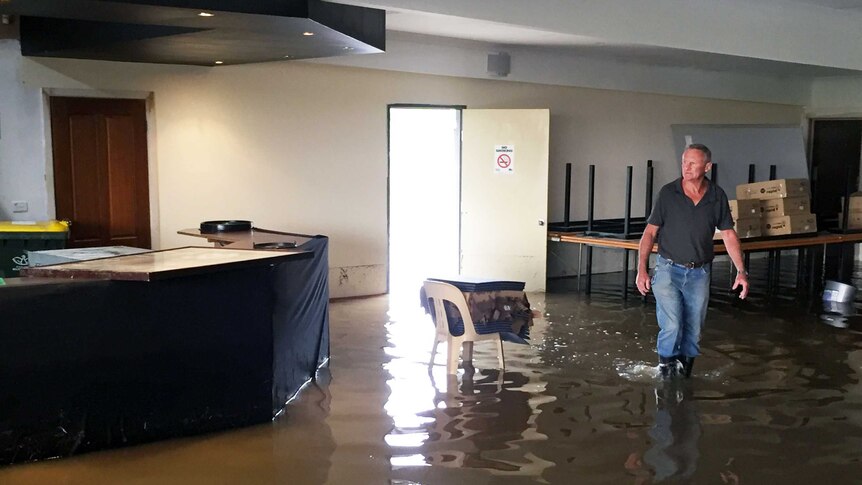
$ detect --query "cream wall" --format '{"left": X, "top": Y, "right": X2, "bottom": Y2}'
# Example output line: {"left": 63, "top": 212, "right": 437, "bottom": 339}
{"left": 2, "top": 41, "right": 805, "bottom": 294}
{"left": 316, "top": 32, "right": 812, "bottom": 106}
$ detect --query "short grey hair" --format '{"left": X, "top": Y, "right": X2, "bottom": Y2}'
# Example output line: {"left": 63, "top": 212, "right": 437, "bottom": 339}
{"left": 685, "top": 143, "right": 712, "bottom": 162}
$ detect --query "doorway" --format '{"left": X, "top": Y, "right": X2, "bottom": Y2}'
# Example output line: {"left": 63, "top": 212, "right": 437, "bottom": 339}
{"left": 388, "top": 105, "right": 462, "bottom": 310}
{"left": 388, "top": 105, "right": 551, "bottom": 312}
{"left": 809, "top": 118, "right": 862, "bottom": 278}
{"left": 50, "top": 97, "right": 151, "bottom": 249}
{"left": 809, "top": 118, "right": 862, "bottom": 223}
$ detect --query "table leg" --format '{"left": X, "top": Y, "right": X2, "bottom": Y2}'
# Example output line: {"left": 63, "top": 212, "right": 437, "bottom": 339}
{"left": 622, "top": 248, "right": 629, "bottom": 300}
{"left": 808, "top": 244, "right": 825, "bottom": 296}
{"left": 773, "top": 249, "right": 782, "bottom": 291}
{"left": 585, "top": 246, "right": 593, "bottom": 295}
{"left": 766, "top": 250, "right": 774, "bottom": 294}
{"left": 806, "top": 247, "right": 815, "bottom": 297}
{"left": 796, "top": 248, "right": 805, "bottom": 295}
{"left": 577, "top": 243, "right": 583, "bottom": 292}
{"left": 839, "top": 243, "right": 855, "bottom": 282}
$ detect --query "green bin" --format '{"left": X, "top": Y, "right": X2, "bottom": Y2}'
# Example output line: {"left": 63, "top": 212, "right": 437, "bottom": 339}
{"left": 0, "top": 221, "right": 70, "bottom": 278}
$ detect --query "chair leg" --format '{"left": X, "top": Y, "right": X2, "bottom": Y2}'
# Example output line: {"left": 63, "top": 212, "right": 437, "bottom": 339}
{"left": 462, "top": 341, "right": 474, "bottom": 366}
{"left": 429, "top": 337, "right": 439, "bottom": 366}
{"left": 496, "top": 337, "right": 505, "bottom": 370}
{"left": 447, "top": 337, "right": 460, "bottom": 375}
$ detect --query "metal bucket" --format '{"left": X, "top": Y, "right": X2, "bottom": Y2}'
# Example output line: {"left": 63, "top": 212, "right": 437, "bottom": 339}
{"left": 823, "top": 280, "right": 856, "bottom": 303}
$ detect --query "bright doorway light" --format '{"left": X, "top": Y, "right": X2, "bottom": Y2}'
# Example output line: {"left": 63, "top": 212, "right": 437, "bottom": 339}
{"left": 388, "top": 107, "right": 461, "bottom": 316}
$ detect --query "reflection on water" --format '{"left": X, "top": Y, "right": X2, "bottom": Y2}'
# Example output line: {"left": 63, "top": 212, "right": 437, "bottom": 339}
{"left": 5, "top": 257, "right": 862, "bottom": 483}
{"left": 384, "top": 257, "right": 862, "bottom": 483}
{"left": 386, "top": 305, "right": 556, "bottom": 482}
{"left": 822, "top": 300, "right": 857, "bottom": 328}
{"left": 643, "top": 382, "right": 700, "bottom": 483}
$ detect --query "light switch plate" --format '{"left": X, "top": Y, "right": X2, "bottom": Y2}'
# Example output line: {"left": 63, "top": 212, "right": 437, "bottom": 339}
{"left": 11, "top": 201, "right": 28, "bottom": 213}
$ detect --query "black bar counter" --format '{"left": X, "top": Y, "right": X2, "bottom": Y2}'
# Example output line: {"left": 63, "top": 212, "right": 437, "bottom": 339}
{"left": 1, "top": 244, "right": 330, "bottom": 465}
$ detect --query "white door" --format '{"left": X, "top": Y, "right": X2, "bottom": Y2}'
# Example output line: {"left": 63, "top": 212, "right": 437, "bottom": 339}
{"left": 460, "top": 109, "right": 550, "bottom": 291}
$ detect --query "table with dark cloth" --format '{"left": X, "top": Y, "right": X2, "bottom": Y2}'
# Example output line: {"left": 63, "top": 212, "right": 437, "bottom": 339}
{"left": 420, "top": 277, "right": 533, "bottom": 343}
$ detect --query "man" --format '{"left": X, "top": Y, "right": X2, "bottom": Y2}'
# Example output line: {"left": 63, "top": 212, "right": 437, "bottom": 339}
{"left": 635, "top": 144, "right": 749, "bottom": 379}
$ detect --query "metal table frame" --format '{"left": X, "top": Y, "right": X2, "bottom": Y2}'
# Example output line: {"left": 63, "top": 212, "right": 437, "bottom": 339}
{"left": 549, "top": 231, "right": 862, "bottom": 299}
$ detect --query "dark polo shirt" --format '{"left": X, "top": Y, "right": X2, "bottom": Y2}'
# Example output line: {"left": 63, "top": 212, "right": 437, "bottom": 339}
{"left": 647, "top": 178, "right": 734, "bottom": 264}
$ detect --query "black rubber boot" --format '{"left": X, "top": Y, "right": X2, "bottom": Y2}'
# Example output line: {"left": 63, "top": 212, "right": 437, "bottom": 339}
{"left": 672, "top": 355, "right": 685, "bottom": 376}
{"left": 658, "top": 356, "right": 675, "bottom": 379}
{"left": 680, "top": 356, "right": 695, "bottom": 378}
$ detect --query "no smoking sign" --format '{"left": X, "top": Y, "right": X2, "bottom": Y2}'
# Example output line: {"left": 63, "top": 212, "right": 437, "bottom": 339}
{"left": 497, "top": 154, "right": 511, "bottom": 168}
{"left": 494, "top": 145, "right": 515, "bottom": 174}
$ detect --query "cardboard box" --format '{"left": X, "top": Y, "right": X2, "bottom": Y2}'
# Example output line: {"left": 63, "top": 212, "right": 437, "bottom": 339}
{"left": 729, "top": 199, "right": 761, "bottom": 220}
{"left": 714, "top": 217, "right": 762, "bottom": 239}
{"left": 839, "top": 192, "right": 862, "bottom": 212}
{"left": 759, "top": 196, "right": 810, "bottom": 217}
{"left": 734, "top": 217, "right": 762, "bottom": 238}
{"left": 838, "top": 212, "right": 862, "bottom": 230}
{"left": 736, "top": 178, "right": 810, "bottom": 200}
{"left": 761, "top": 214, "right": 817, "bottom": 236}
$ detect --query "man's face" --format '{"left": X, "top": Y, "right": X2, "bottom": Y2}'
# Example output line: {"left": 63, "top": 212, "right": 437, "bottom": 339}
{"left": 681, "top": 148, "right": 712, "bottom": 182}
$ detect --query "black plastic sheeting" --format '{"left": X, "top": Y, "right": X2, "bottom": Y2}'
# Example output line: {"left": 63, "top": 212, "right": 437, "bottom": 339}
{"left": 0, "top": 237, "right": 329, "bottom": 465}
{"left": 427, "top": 276, "right": 525, "bottom": 292}
{"left": 272, "top": 236, "right": 330, "bottom": 412}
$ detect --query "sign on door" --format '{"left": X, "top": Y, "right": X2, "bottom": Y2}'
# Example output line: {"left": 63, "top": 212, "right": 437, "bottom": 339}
{"left": 494, "top": 145, "right": 515, "bottom": 174}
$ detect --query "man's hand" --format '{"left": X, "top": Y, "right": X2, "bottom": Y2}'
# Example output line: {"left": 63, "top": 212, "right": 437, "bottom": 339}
{"left": 732, "top": 272, "right": 749, "bottom": 299}
{"left": 636, "top": 269, "right": 651, "bottom": 296}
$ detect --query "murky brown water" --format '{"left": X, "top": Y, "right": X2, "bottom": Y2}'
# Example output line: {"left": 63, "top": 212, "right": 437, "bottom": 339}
{"left": 3, "top": 258, "right": 862, "bottom": 483}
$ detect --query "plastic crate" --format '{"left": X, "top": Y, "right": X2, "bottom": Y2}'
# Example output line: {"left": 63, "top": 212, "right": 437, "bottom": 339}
{"left": 0, "top": 221, "right": 70, "bottom": 278}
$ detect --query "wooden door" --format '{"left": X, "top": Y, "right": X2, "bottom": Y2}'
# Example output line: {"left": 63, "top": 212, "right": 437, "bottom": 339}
{"left": 460, "top": 109, "right": 550, "bottom": 291}
{"left": 51, "top": 97, "right": 151, "bottom": 248}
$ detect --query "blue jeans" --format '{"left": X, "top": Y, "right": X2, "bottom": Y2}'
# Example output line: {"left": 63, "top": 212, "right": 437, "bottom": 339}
{"left": 651, "top": 255, "right": 711, "bottom": 359}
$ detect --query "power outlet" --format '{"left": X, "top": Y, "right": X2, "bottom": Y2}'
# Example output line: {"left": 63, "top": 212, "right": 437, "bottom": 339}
{"left": 11, "top": 201, "right": 28, "bottom": 213}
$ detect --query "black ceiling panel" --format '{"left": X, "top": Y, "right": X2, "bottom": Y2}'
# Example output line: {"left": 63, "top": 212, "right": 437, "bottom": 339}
{"left": 0, "top": 0, "right": 385, "bottom": 66}
{"left": 100, "top": 0, "right": 310, "bottom": 16}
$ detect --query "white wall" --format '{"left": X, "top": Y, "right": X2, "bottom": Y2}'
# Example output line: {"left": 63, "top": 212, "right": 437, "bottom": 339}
{"left": 0, "top": 40, "right": 804, "bottom": 293}
{"left": 0, "top": 41, "right": 48, "bottom": 220}
{"left": 809, "top": 75, "right": 862, "bottom": 117}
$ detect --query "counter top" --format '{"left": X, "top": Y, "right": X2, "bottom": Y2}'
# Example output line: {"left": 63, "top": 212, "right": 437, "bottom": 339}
{"left": 178, "top": 227, "right": 315, "bottom": 249}
{"left": 20, "top": 246, "right": 310, "bottom": 282}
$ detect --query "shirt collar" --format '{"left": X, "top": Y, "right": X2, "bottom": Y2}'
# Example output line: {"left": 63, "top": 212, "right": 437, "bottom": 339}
{"left": 673, "top": 177, "right": 717, "bottom": 202}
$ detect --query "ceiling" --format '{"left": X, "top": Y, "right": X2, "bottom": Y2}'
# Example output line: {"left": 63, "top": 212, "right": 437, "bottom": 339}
{"left": 350, "top": 0, "right": 862, "bottom": 78}
{"left": 1, "top": 0, "right": 860, "bottom": 78}
{"left": 781, "top": 0, "right": 862, "bottom": 8}
{"left": 0, "top": 0, "right": 386, "bottom": 66}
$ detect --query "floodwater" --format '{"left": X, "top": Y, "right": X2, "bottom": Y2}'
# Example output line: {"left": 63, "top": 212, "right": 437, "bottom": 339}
{"left": 3, "top": 259, "right": 862, "bottom": 483}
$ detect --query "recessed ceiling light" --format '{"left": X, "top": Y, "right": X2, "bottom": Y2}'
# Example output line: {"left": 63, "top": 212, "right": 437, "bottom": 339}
{"left": 214, "top": 60, "right": 223, "bottom": 65}
{"left": 198, "top": 12, "right": 214, "bottom": 17}
{"left": 283, "top": 55, "right": 291, "bottom": 58}
{"left": 302, "top": 32, "right": 314, "bottom": 36}
{"left": 343, "top": 46, "right": 354, "bottom": 51}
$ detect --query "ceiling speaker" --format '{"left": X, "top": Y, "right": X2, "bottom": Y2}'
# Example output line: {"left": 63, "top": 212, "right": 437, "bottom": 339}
{"left": 487, "top": 52, "right": 510, "bottom": 77}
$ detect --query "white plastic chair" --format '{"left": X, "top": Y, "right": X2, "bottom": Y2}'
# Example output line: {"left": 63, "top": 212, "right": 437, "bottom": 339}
{"left": 423, "top": 280, "right": 505, "bottom": 375}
